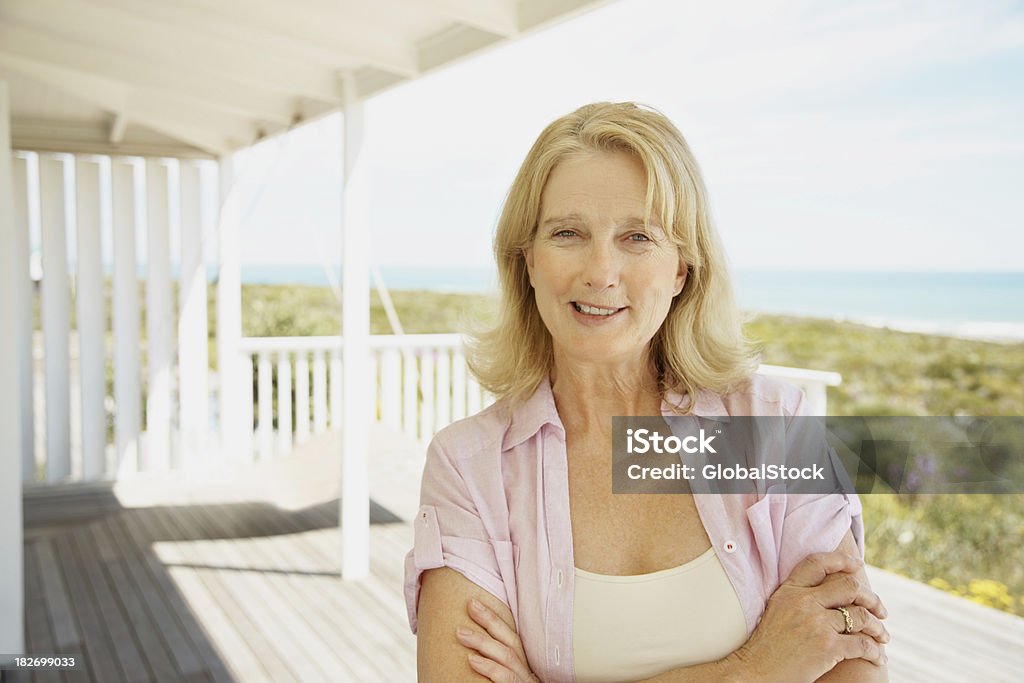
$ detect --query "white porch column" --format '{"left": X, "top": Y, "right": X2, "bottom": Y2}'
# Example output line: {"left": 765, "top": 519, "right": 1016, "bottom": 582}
{"left": 12, "top": 154, "right": 35, "bottom": 481}
{"left": 0, "top": 78, "right": 27, "bottom": 664}
{"left": 216, "top": 154, "right": 252, "bottom": 462}
{"left": 39, "top": 154, "right": 71, "bottom": 482}
{"left": 75, "top": 157, "right": 107, "bottom": 480}
{"left": 112, "top": 160, "right": 141, "bottom": 477}
{"left": 178, "top": 161, "right": 209, "bottom": 467}
{"left": 340, "top": 73, "right": 371, "bottom": 579}
{"left": 145, "top": 160, "right": 173, "bottom": 472}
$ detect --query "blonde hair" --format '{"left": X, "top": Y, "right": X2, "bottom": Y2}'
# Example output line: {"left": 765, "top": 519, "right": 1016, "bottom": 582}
{"left": 467, "top": 101, "right": 760, "bottom": 411}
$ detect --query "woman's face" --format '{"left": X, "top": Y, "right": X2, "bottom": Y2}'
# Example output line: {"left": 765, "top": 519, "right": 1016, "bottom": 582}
{"left": 525, "top": 149, "right": 686, "bottom": 368}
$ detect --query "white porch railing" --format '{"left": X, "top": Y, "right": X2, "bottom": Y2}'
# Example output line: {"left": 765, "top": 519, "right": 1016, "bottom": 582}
{"left": 236, "top": 334, "right": 489, "bottom": 461}
{"left": 235, "top": 335, "right": 843, "bottom": 461}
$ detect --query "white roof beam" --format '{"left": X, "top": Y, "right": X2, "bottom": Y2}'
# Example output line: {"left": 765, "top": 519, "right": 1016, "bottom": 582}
{"left": 1, "top": 0, "right": 341, "bottom": 104}
{"left": 11, "top": 120, "right": 213, "bottom": 158}
{"left": 420, "top": 0, "right": 519, "bottom": 37}
{"left": 0, "top": 54, "right": 239, "bottom": 155}
{"left": 103, "top": 0, "right": 417, "bottom": 76}
{"left": 0, "top": 22, "right": 296, "bottom": 126}
{"left": 130, "top": 0, "right": 420, "bottom": 78}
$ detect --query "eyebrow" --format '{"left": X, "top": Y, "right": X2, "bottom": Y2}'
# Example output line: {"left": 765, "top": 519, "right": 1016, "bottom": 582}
{"left": 541, "top": 213, "right": 661, "bottom": 230}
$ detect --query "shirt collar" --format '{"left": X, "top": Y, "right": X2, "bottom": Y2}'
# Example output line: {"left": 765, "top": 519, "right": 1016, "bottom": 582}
{"left": 503, "top": 374, "right": 730, "bottom": 450}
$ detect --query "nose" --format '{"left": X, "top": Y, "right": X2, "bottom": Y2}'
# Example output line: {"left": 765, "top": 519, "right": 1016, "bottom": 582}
{"left": 581, "top": 239, "right": 620, "bottom": 291}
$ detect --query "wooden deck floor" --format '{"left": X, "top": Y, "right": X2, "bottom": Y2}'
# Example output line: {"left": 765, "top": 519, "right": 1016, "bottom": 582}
{"left": 11, "top": 427, "right": 1024, "bottom": 682}
{"left": 17, "top": 487, "right": 415, "bottom": 683}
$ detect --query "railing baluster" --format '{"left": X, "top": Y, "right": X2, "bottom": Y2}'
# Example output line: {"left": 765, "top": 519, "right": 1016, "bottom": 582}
{"left": 420, "top": 350, "right": 435, "bottom": 440}
{"left": 295, "top": 351, "right": 310, "bottom": 444}
{"left": 435, "top": 348, "right": 451, "bottom": 431}
{"left": 467, "top": 375, "right": 482, "bottom": 415}
{"left": 402, "top": 350, "right": 417, "bottom": 440}
{"left": 452, "top": 348, "right": 467, "bottom": 422}
{"left": 368, "top": 351, "right": 377, "bottom": 423}
{"left": 257, "top": 351, "right": 273, "bottom": 461}
{"left": 240, "top": 350, "right": 255, "bottom": 462}
{"left": 277, "top": 352, "right": 292, "bottom": 456}
{"left": 312, "top": 350, "right": 327, "bottom": 434}
{"left": 329, "top": 349, "right": 342, "bottom": 429}
{"left": 381, "top": 348, "right": 401, "bottom": 430}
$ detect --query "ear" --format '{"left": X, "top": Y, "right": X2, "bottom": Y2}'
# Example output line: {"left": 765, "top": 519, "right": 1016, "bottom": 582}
{"left": 674, "top": 257, "right": 687, "bottom": 296}
{"left": 523, "top": 245, "right": 535, "bottom": 287}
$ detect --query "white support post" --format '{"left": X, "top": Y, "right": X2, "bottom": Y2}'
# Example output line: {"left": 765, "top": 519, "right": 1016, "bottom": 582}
{"left": 277, "top": 352, "right": 293, "bottom": 455}
{"left": 145, "top": 159, "right": 173, "bottom": 473}
{"left": 178, "top": 161, "right": 209, "bottom": 468}
{"left": 112, "top": 160, "right": 141, "bottom": 477}
{"left": 75, "top": 157, "right": 107, "bottom": 481}
{"left": 216, "top": 155, "right": 251, "bottom": 462}
{"left": 0, "top": 78, "right": 26, "bottom": 665}
{"left": 12, "top": 154, "right": 35, "bottom": 481}
{"left": 340, "top": 72, "right": 371, "bottom": 579}
{"left": 39, "top": 155, "right": 71, "bottom": 482}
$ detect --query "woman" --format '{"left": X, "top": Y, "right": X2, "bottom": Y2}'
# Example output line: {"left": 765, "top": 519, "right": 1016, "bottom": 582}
{"left": 404, "top": 102, "right": 889, "bottom": 682}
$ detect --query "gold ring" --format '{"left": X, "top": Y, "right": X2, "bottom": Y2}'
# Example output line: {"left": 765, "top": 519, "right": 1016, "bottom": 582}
{"left": 835, "top": 606, "right": 854, "bottom": 634}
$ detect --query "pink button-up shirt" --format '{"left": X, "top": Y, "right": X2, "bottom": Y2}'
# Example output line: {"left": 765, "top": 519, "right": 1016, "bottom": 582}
{"left": 404, "top": 374, "right": 864, "bottom": 683}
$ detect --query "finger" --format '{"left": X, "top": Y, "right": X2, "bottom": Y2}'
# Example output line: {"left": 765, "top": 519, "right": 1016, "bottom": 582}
{"left": 467, "top": 652, "right": 515, "bottom": 683}
{"left": 457, "top": 627, "right": 514, "bottom": 665}
{"left": 784, "top": 551, "right": 863, "bottom": 588}
{"left": 816, "top": 573, "right": 887, "bottom": 619}
{"left": 835, "top": 606, "right": 891, "bottom": 644}
{"left": 836, "top": 633, "right": 888, "bottom": 668}
{"left": 468, "top": 599, "right": 529, "bottom": 659}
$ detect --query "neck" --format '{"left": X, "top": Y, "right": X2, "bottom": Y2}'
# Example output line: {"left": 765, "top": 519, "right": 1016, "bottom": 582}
{"left": 549, "top": 356, "right": 662, "bottom": 435}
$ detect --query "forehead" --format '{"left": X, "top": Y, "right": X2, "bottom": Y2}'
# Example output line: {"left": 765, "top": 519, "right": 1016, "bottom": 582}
{"left": 539, "top": 150, "right": 649, "bottom": 219}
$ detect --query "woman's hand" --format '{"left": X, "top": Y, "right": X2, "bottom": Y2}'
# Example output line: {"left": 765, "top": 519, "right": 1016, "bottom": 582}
{"left": 727, "top": 551, "right": 890, "bottom": 683}
{"left": 456, "top": 597, "right": 541, "bottom": 683}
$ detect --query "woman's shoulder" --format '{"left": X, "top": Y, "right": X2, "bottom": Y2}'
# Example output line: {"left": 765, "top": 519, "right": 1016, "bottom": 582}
{"left": 430, "top": 399, "right": 513, "bottom": 461}
{"left": 716, "top": 373, "right": 806, "bottom": 417}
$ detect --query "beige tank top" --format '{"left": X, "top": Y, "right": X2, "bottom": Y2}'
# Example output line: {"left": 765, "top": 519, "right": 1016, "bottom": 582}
{"left": 572, "top": 546, "right": 748, "bottom": 683}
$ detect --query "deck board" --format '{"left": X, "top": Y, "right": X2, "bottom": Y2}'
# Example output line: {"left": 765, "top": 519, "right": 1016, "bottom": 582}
{"left": 19, "top": 430, "right": 1024, "bottom": 683}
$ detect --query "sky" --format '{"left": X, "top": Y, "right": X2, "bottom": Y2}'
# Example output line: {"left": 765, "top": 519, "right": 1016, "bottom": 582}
{"left": 229, "top": 0, "right": 1024, "bottom": 273}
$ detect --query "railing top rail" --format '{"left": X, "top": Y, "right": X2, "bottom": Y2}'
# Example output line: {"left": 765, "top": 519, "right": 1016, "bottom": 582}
{"left": 757, "top": 363, "right": 842, "bottom": 386}
{"left": 238, "top": 333, "right": 466, "bottom": 353}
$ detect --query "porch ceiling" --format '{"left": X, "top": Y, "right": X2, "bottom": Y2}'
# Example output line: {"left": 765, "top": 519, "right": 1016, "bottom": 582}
{"left": 1, "top": 0, "right": 613, "bottom": 159}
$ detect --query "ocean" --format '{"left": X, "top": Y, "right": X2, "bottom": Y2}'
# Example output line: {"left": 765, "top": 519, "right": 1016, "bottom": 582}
{"left": 239, "top": 265, "right": 1024, "bottom": 341}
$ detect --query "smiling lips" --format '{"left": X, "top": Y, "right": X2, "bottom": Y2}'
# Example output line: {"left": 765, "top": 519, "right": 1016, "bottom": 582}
{"left": 571, "top": 301, "right": 625, "bottom": 316}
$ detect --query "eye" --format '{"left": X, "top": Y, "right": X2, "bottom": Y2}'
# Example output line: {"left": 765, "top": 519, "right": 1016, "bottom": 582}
{"left": 553, "top": 229, "right": 578, "bottom": 238}
{"left": 628, "top": 233, "right": 652, "bottom": 242}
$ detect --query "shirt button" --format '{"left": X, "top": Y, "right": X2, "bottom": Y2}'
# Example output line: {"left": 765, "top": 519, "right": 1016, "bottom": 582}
{"left": 724, "top": 540, "right": 738, "bottom": 553}
{"left": 557, "top": 569, "right": 563, "bottom": 587}
{"left": 554, "top": 646, "right": 560, "bottom": 665}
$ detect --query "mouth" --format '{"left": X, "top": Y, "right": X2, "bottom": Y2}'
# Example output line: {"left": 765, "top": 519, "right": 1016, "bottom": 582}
{"left": 570, "top": 301, "right": 626, "bottom": 317}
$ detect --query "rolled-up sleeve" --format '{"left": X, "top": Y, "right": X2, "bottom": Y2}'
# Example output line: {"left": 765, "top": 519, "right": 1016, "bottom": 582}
{"left": 776, "top": 388, "right": 867, "bottom": 583}
{"left": 776, "top": 490, "right": 865, "bottom": 583}
{"left": 403, "top": 432, "right": 509, "bottom": 634}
